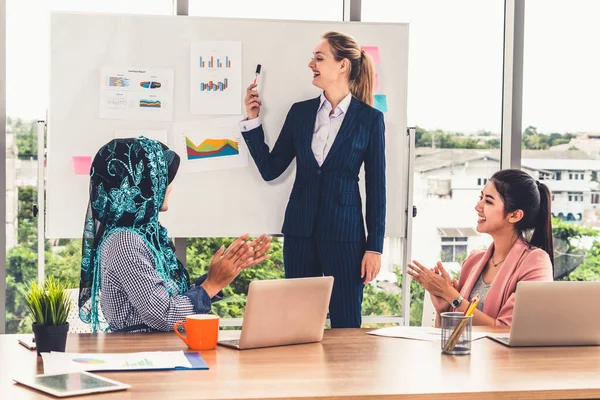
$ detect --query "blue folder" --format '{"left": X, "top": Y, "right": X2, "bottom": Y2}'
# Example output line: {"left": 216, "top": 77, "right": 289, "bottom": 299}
{"left": 176, "top": 352, "right": 209, "bottom": 370}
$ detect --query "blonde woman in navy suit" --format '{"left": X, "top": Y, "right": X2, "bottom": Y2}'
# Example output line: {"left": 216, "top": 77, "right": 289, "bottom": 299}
{"left": 240, "top": 32, "right": 386, "bottom": 328}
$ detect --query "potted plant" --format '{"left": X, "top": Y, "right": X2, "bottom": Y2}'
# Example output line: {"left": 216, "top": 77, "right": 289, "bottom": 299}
{"left": 24, "top": 277, "right": 72, "bottom": 356}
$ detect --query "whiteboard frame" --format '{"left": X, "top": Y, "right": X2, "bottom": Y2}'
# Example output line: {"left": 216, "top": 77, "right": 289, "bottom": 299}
{"left": 47, "top": 12, "right": 409, "bottom": 240}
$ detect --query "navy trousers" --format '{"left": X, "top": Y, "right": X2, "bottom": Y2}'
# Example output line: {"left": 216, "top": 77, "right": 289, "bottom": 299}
{"left": 283, "top": 235, "right": 365, "bottom": 328}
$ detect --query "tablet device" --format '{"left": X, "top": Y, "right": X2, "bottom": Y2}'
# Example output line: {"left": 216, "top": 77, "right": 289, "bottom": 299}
{"left": 13, "top": 371, "right": 130, "bottom": 397}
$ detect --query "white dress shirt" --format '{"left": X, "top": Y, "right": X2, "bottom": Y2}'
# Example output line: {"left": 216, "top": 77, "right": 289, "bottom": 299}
{"left": 311, "top": 92, "right": 352, "bottom": 166}
{"left": 239, "top": 93, "right": 380, "bottom": 255}
{"left": 239, "top": 92, "right": 352, "bottom": 166}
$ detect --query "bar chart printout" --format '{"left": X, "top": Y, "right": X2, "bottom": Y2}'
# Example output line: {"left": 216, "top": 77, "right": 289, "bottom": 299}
{"left": 200, "top": 56, "right": 232, "bottom": 68}
{"left": 200, "top": 78, "right": 229, "bottom": 91}
{"left": 191, "top": 41, "right": 242, "bottom": 114}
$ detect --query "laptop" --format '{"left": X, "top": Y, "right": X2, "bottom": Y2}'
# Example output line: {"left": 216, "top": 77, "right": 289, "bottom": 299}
{"left": 218, "top": 276, "right": 334, "bottom": 350}
{"left": 489, "top": 281, "right": 600, "bottom": 347}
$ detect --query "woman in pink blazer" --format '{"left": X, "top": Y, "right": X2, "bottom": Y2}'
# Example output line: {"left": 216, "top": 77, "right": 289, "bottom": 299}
{"left": 408, "top": 169, "right": 554, "bottom": 326}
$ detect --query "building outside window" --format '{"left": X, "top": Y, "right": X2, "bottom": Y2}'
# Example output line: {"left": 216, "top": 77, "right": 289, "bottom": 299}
{"left": 440, "top": 237, "right": 468, "bottom": 263}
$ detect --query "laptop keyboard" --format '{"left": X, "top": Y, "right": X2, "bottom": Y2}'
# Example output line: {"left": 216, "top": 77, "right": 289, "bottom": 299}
{"left": 220, "top": 339, "right": 240, "bottom": 345}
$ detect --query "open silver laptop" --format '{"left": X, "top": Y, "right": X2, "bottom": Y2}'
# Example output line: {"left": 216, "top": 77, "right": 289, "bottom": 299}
{"left": 489, "top": 281, "right": 600, "bottom": 347}
{"left": 218, "top": 276, "right": 334, "bottom": 350}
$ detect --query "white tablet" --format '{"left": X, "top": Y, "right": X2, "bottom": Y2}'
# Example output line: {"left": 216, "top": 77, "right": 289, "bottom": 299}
{"left": 13, "top": 371, "right": 130, "bottom": 397}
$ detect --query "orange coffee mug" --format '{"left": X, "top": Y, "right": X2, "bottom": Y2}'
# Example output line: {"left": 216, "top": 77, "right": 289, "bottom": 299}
{"left": 174, "top": 314, "right": 219, "bottom": 350}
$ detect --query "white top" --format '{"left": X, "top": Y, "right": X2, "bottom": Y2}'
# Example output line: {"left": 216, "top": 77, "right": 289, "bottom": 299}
{"left": 239, "top": 92, "right": 353, "bottom": 166}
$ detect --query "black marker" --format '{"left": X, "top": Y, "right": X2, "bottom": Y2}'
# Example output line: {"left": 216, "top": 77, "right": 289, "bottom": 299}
{"left": 253, "top": 64, "right": 261, "bottom": 86}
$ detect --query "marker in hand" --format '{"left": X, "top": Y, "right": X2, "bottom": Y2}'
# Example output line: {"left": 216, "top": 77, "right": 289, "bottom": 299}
{"left": 245, "top": 65, "right": 262, "bottom": 119}
{"left": 253, "top": 64, "right": 261, "bottom": 87}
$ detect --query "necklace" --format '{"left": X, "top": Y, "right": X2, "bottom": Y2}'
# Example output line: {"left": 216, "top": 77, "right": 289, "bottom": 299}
{"left": 491, "top": 236, "right": 518, "bottom": 268}
{"left": 491, "top": 256, "right": 506, "bottom": 268}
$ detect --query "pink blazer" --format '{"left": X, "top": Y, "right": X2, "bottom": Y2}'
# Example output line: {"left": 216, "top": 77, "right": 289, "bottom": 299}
{"left": 457, "top": 238, "right": 553, "bottom": 326}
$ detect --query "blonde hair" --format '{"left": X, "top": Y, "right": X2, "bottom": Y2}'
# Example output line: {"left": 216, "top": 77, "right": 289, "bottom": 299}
{"left": 322, "top": 31, "right": 375, "bottom": 106}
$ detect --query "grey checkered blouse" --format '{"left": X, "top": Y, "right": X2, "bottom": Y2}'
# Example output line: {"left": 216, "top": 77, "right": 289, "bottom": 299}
{"left": 99, "top": 230, "right": 220, "bottom": 332}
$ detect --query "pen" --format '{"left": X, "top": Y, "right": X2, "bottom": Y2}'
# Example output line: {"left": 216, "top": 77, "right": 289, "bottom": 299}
{"left": 464, "top": 295, "right": 480, "bottom": 317}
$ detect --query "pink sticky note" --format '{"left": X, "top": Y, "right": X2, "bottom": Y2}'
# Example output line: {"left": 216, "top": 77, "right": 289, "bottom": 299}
{"left": 362, "top": 46, "right": 380, "bottom": 63}
{"left": 374, "top": 73, "right": 379, "bottom": 91}
{"left": 72, "top": 156, "right": 93, "bottom": 175}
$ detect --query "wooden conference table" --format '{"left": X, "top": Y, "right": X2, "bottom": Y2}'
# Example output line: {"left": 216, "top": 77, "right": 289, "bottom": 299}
{"left": 2, "top": 327, "right": 600, "bottom": 399}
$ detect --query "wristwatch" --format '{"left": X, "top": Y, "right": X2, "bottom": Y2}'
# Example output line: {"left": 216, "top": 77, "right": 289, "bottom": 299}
{"left": 451, "top": 295, "right": 465, "bottom": 309}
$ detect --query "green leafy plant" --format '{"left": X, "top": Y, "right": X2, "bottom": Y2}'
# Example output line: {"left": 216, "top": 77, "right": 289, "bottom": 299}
{"left": 23, "top": 277, "right": 72, "bottom": 326}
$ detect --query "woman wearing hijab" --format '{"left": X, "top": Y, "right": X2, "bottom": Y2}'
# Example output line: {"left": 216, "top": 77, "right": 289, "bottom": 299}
{"left": 79, "top": 137, "right": 271, "bottom": 332}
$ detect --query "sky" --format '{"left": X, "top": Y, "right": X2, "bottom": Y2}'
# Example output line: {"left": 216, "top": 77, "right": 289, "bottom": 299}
{"left": 6, "top": 0, "right": 600, "bottom": 134}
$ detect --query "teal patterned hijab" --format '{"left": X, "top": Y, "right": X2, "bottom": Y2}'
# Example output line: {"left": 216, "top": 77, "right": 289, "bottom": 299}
{"left": 79, "top": 137, "right": 188, "bottom": 332}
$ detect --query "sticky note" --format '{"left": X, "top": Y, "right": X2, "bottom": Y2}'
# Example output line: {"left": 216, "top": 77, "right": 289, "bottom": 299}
{"left": 374, "top": 94, "right": 388, "bottom": 113}
{"left": 362, "top": 46, "right": 380, "bottom": 63}
{"left": 72, "top": 156, "right": 93, "bottom": 175}
{"left": 374, "top": 73, "right": 379, "bottom": 91}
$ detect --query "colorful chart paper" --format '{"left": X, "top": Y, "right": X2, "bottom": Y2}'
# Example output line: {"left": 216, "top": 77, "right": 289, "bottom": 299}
{"left": 174, "top": 118, "right": 249, "bottom": 173}
{"left": 190, "top": 41, "right": 242, "bottom": 115}
{"left": 99, "top": 67, "right": 174, "bottom": 121}
{"left": 186, "top": 137, "right": 240, "bottom": 160}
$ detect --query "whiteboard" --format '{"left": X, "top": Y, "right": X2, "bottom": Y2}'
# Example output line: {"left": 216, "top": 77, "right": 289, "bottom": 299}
{"left": 47, "top": 12, "right": 409, "bottom": 239}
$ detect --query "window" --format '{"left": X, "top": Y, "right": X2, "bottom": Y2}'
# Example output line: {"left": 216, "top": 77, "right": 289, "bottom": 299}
{"left": 440, "top": 237, "right": 468, "bottom": 263}
{"left": 542, "top": 172, "right": 555, "bottom": 180}
{"left": 556, "top": 172, "right": 562, "bottom": 180}
{"left": 522, "top": 2, "right": 600, "bottom": 291}
{"left": 363, "top": 0, "right": 502, "bottom": 325}
{"left": 568, "top": 193, "right": 584, "bottom": 202}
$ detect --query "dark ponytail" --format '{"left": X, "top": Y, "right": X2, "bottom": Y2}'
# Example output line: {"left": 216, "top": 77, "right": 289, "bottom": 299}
{"left": 322, "top": 31, "right": 375, "bottom": 106}
{"left": 490, "top": 170, "right": 555, "bottom": 271}
{"left": 530, "top": 181, "right": 554, "bottom": 267}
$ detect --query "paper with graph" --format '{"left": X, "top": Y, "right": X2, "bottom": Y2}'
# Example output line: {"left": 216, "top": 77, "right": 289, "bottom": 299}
{"left": 176, "top": 121, "right": 248, "bottom": 173}
{"left": 99, "top": 67, "right": 174, "bottom": 121}
{"left": 190, "top": 41, "right": 242, "bottom": 115}
{"left": 41, "top": 351, "right": 197, "bottom": 374}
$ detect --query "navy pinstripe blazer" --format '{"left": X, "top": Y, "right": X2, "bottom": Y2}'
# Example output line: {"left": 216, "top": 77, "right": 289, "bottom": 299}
{"left": 242, "top": 96, "right": 386, "bottom": 253}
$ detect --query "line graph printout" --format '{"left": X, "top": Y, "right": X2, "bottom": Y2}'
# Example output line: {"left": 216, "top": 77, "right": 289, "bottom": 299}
{"left": 99, "top": 67, "right": 174, "bottom": 121}
{"left": 190, "top": 41, "right": 242, "bottom": 115}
